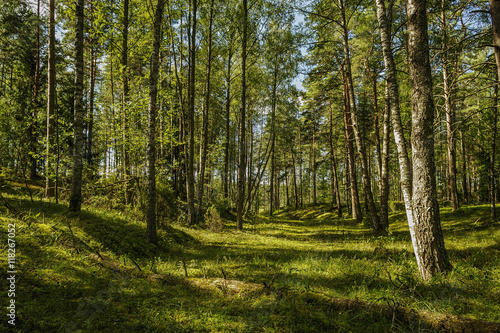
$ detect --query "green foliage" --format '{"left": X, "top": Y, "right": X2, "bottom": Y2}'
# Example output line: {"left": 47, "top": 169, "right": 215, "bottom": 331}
{"left": 204, "top": 205, "right": 223, "bottom": 232}
{"left": 389, "top": 201, "right": 405, "bottom": 213}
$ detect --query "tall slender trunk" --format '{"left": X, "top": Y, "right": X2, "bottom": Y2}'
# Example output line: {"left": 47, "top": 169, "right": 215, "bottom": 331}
{"left": 270, "top": 62, "right": 277, "bottom": 215}
{"left": 87, "top": 3, "right": 96, "bottom": 170}
{"left": 299, "top": 127, "right": 303, "bottom": 206}
{"left": 489, "top": 0, "right": 500, "bottom": 220}
{"left": 29, "top": 0, "right": 41, "bottom": 180}
{"left": 312, "top": 112, "right": 317, "bottom": 205}
{"left": 407, "top": 0, "right": 451, "bottom": 280}
{"left": 461, "top": 130, "right": 468, "bottom": 203}
{"left": 121, "top": 0, "right": 131, "bottom": 204}
{"left": 197, "top": 0, "right": 215, "bottom": 222}
{"left": 223, "top": 34, "right": 234, "bottom": 199}
{"left": 167, "top": 5, "right": 185, "bottom": 198}
{"left": 366, "top": 66, "right": 382, "bottom": 197}
{"left": 491, "top": 84, "right": 498, "bottom": 220}
{"left": 441, "top": 0, "right": 459, "bottom": 210}
{"left": 291, "top": 148, "right": 299, "bottom": 209}
{"left": 284, "top": 152, "right": 289, "bottom": 207}
{"left": 186, "top": 0, "right": 197, "bottom": 225}
{"left": 236, "top": 0, "right": 248, "bottom": 230}
{"left": 375, "top": 0, "right": 414, "bottom": 230}
{"left": 69, "top": 0, "right": 85, "bottom": 212}
{"left": 343, "top": 76, "right": 362, "bottom": 222}
{"left": 46, "top": 0, "right": 56, "bottom": 198}
{"left": 328, "top": 99, "right": 342, "bottom": 217}
{"left": 339, "top": 0, "right": 380, "bottom": 229}
{"left": 146, "top": 0, "right": 165, "bottom": 244}
{"left": 380, "top": 86, "right": 391, "bottom": 228}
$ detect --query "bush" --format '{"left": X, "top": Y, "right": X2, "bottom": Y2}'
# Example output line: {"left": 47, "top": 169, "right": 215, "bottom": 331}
{"left": 389, "top": 201, "right": 405, "bottom": 213}
{"left": 204, "top": 205, "right": 223, "bottom": 232}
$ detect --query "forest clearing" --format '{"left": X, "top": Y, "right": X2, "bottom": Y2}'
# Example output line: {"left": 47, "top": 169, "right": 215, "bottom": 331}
{"left": 1, "top": 179, "right": 500, "bottom": 332}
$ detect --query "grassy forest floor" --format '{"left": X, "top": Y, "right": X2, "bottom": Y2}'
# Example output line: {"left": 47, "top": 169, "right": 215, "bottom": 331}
{"left": 1, "top": 179, "right": 500, "bottom": 332}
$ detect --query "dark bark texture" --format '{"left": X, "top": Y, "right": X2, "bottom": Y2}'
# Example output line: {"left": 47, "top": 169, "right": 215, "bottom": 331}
{"left": 69, "top": 0, "right": 85, "bottom": 212}
{"left": 407, "top": 0, "right": 451, "bottom": 280}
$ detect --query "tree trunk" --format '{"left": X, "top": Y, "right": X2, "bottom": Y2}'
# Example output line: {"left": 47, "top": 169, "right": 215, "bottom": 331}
{"left": 380, "top": 86, "right": 391, "bottom": 229}
{"left": 270, "top": 63, "right": 277, "bottom": 216}
{"left": 299, "top": 127, "right": 303, "bottom": 206}
{"left": 291, "top": 148, "right": 299, "bottom": 209}
{"left": 489, "top": 0, "right": 500, "bottom": 220}
{"left": 29, "top": 0, "right": 41, "bottom": 180}
{"left": 236, "top": 0, "right": 248, "bottom": 230}
{"left": 460, "top": 130, "right": 468, "bottom": 203}
{"left": 339, "top": 0, "right": 380, "bottom": 230}
{"left": 375, "top": 0, "right": 414, "bottom": 230}
{"left": 197, "top": 0, "right": 215, "bottom": 222}
{"left": 491, "top": 85, "right": 498, "bottom": 220}
{"left": 342, "top": 76, "right": 362, "bottom": 223}
{"left": 407, "top": 0, "right": 451, "bottom": 280}
{"left": 146, "top": 0, "right": 165, "bottom": 244}
{"left": 121, "top": 0, "right": 131, "bottom": 204}
{"left": 441, "top": 0, "right": 459, "bottom": 210}
{"left": 46, "top": 0, "right": 56, "bottom": 198}
{"left": 312, "top": 111, "right": 317, "bottom": 205}
{"left": 328, "top": 99, "right": 342, "bottom": 217}
{"left": 223, "top": 33, "right": 234, "bottom": 200}
{"left": 87, "top": 19, "right": 96, "bottom": 171}
{"left": 69, "top": 0, "right": 85, "bottom": 212}
{"left": 186, "top": 0, "right": 198, "bottom": 226}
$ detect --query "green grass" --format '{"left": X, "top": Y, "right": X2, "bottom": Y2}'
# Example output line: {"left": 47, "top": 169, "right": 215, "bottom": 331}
{"left": 1, "top": 182, "right": 500, "bottom": 332}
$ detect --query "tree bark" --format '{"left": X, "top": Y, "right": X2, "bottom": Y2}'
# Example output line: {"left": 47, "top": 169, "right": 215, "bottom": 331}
{"left": 491, "top": 85, "right": 498, "bottom": 220}
{"left": 460, "top": 130, "right": 468, "bottom": 203}
{"left": 236, "top": 0, "right": 248, "bottom": 230}
{"left": 441, "top": 0, "right": 459, "bottom": 210}
{"left": 186, "top": 0, "right": 198, "bottom": 226}
{"left": 375, "top": 0, "right": 414, "bottom": 231}
{"left": 69, "top": 0, "right": 85, "bottom": 212}
{"left": 489, "top": 0, "right": 500, "bottom": 220}
{"left": 328, "top": 99, "right": 342, "bottom": 217}
{"left": 46, "top": 0, "right": 56, "bottom": 198}
{"left": 342, "top": 74, "right": 362, "bottom": 223}
{"left": 407, "top": 0, "right": 451, "bottom": 280}
{"left": 87, "top": 5, "right": 96, "bottom": 171}
{"left": 339, "top": 0, "right": 380, "bottom": 229}
{"left": 299, "top": 126, "right": 303, "bottom": 206}
{"left": 270, "top": 62, "right": 277, "bottom": 216}
{"left": 29, "top": 0, "right": 41, "bottom": 181}
{"left": 223, "top": 33, "right": 234, "bottom": 200}
{"left": 197, "top": 0, "right": 215, "bottom": 222}
{"left": 291, "top": 147, "right": 299, "bottom": 209}
{"left": 380, "top": 86, "right": 391, "bottom": 229}
{"left": 121, "top": 0, "right": 131, "bottom": 204}
{"left": 146, "top": 0, "right": 165, "bottom": 244}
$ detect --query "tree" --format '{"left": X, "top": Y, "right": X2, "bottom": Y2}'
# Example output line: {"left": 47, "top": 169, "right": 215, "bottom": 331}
{"left": 46, "top": 0, "right": 56, "bottom": 198}
{"left": 338, "top": 0, "right": 381, "bottom": 230}
{"left": 69, "top": 0, "right": 85, "bottom": 212}
{"left": 375, "top": 0, "right": 414, "bottom": 234}
{"left": 489, "top": 0, "right": 500, "bottom": 220}
{"left": 186, "top": 0, "right": 198, "bottom": 226}
{"left": 197, "top": 0, "right": 215, "bottom": 222}
{"left": 236, "top": 0, "right": 248, "bottom": 230}
{"left": 441, "top": 0, "right": 459, "bottom": 211}
{"left": 121, "top": 0, "right": 131, "bottom": 204}
{"left": 146, "top": 0, "right": 166, "bottom": 244}
{"left": 407, "top": 0, "right": 451, "bottom": 280}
